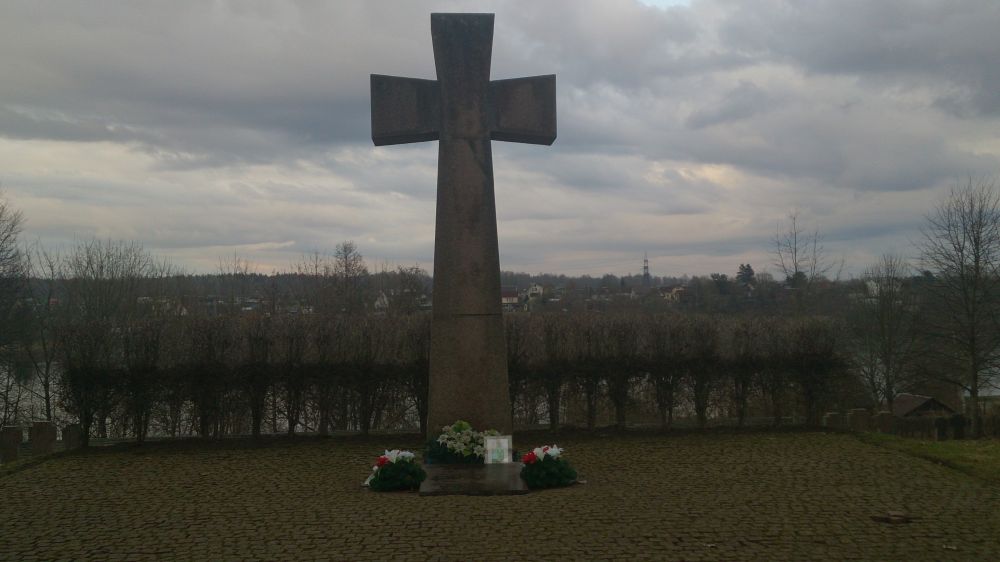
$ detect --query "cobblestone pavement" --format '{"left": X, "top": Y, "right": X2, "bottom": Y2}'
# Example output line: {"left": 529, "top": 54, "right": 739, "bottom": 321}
{"left": 1, "top": 431, "right": 997, "bottom": 561}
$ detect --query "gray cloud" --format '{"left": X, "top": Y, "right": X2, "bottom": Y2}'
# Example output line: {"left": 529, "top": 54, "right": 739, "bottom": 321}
{"left": 1, "top": 0, "right": 999, "bottom": 276}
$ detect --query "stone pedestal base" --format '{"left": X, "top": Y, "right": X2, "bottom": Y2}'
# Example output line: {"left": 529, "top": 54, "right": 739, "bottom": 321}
{"left": 847, "top": 408, "right": 871, "bottom": 432}
{"left": 822, "top": 412, "right": 844, "bottom": 430}
{"left": 1, "top": 427, "right": 22, "bottom": 464}
{"left": 30, "top": 421, "right": 57, "bottom": 455}
{"left": 62, "top": 424, "right": 84, "bottom": 451}
{"left": 419, "top": 463, "right": 528, "bottom": 496}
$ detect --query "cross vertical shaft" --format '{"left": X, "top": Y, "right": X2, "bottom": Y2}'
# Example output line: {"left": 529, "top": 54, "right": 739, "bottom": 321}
{"left": 370, "top": 13, "right": 556, "bottom": 438}
{"left": 428, "top": 14, "right": 508, "bottom": 435}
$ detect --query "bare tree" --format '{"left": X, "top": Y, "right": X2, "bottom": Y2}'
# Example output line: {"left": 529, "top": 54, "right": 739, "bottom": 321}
{"left": 773, "top": 211, "right": 837, "bottom": 290}
{"left": 0, "top": 193, "right": 26, "bottom": 314}
{"left": 217, "top": 251, "right": 256, "bottom": 314}
{"left": 390, "top": 265, "right": 428, "bottom": 315}
{"left": 275, "top": 315, "right": 307, "bottom": 435}
{"left": 57, "top": 239, "right": 165, "bottom": 444}
{"left": 0, "top": 359, "right": 24, "bottom": 427}
{"left": 727, "top": 316, "right": 765, "bottom": 427}
{"left": 919, "top": 178, "right": 1000, "bottom": 436}
{"left": 294, "top": 250, "right": 334, "bottom": 314}
{"left": 758, "top": 317, "right": 792, "bottom": 427}
{"left": 788, "top": 317, "right": 846, "bottom": 426}
{"left": 504, "top": 312, "right": 532, "bottom": 424}
{"left": 21, "top": 245, "right": 62, "bottom": 421}
{"left": 537, "top": 314, "right": 566, "bottom": 430}
{"left": 396, "top": 314, "right": 430, "bottom": 434}
{"left": 0, "top": 193, "right": 28, "bottom": 426}
{"left": 848, "top": 254, "right": 918, "bottom": 413}
{"left": 567, "top": 314, "right": 605, "bottom": 430}
{"left": 683, "top": 315, "right": 720, "bottom": 429}
{"left": 333, "top": 241, "right": 369, "bottom": 314}
{"left": 645, "top": 314, "right": 684, "bottom": 429}
{"left": 606, "top": 315, "right": 641, "bottom": 429}
{"left": 236, "top": 314, "right": 272, "bottom": 439}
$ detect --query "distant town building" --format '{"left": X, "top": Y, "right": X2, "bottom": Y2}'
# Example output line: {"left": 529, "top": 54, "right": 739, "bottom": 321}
{"left": 658, "top": 285, "right": 689, "bottom": 304}
{"left": 374, "top": 291, "right": 389, "bottom": 314}
{"left": 500, "top": 286, "right": 519, "bottom": 310}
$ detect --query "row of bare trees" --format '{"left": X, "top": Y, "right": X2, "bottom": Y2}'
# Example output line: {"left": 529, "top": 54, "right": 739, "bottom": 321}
{"left": 41, "top": 311, "right": 855, "bottom": 445}
{"left": 507, "top": 313, "right": 849, "bottom": 431}
{"left": 55, "top": 314, "right": 431, "bottom": 446}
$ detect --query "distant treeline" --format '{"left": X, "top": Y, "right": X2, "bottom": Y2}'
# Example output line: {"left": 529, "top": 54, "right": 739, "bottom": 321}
{"left": 5, "top": 180, "right": 1000, "bottom": 439}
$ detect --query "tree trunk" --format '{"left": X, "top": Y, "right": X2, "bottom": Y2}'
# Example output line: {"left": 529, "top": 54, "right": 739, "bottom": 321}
{"left": 417, "top": 393, "right": 428, "bottom": 436}
{"left": 583, "top": 373, "right": 599, "bottom": 430}
{"left": 318, "top": 404, "right": 329, "bottom": 436}
{"left": 43, "top": 375, "right": 52, "bottom": 421}
{"left": 251, "top": 401, "right": 262, "bottom": 439}
{"left": 270, "top": 392, "right": 278, "bottom": 434}
{"left": 655, "top": 372, "right": 675, "bottom": 430}
{"left": 969, "top": 376, "right": 982, "bottom": 438}
{"left": 546, "top": 380, "right": 561, "bottom": 430}
{"left": 97, "top": 414, "right": 107, "bottom": 439}
{"left": 771, "top": 386, "right": 783, "bottom": 427}
{"left": 734, "top": 371, "right": 751, "bottom": 427}
{"left": 169, "top": 400, "right": 180, "bottom": 437}
{"left": 80, "top": 416, "right": 92, "bottom": 448}
{"left": 693, "top": 383, "right": 709, "bottom": 429}
{"left": 609, "top": 372, "right": 629, "bottom": 430}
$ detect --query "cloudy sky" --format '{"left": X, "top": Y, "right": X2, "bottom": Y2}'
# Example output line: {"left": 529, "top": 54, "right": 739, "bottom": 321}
{"left": 2, "top": 1, "right": 999, "bottom": 279}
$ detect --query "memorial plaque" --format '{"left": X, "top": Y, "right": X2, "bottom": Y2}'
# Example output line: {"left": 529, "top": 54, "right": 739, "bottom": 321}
{"left": 484, "top": 435, "right": 512, "bottom": 464}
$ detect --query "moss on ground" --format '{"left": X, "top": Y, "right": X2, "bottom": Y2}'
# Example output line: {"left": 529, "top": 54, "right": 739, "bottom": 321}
{"left": 857, "top": 432, "right": 1000, "bottom": 484}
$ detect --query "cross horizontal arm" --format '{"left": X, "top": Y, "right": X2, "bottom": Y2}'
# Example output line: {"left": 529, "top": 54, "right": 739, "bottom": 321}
{"left": 371, "top": 75, "right": 441, "bottom": 146}
{"left": 490, "top": 75, "right": 556, "bottom": 145}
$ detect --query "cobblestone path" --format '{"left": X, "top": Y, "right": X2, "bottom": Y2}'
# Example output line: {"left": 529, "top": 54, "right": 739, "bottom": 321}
{"left": 1, "top": 431, "right": 997, "bottom": 561}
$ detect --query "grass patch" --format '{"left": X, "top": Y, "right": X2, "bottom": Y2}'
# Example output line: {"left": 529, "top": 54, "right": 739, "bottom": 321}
{"left": 858, "top": 432, "right": 1000, "bottom": 484}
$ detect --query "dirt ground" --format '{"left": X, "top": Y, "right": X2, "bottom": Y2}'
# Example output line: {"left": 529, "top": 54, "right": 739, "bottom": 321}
{"left": 1, "top": 430, "right": 997, "bottom": 561}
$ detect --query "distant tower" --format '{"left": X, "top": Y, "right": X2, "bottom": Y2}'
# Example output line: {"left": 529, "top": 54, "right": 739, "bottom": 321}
{"left": 642, "top": 252, "right": 651, "bottom": 288}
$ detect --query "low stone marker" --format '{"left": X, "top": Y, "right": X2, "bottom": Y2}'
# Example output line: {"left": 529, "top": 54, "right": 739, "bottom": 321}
{"left": 1, "top": 426, "right": 23, "bottom": 463}
{"left": 62, "top": 424, "right": 84, "bottom": 451}
{"left": 419, "top": 463, "right": 528, "bottom": 496}
{"left": 822, "top": 412, "right": 844, "bottom": 430}
{"left": 874, "top": 411, "right": 894, "bottom": 433}
{"left": 847, "top": 409, "right": 871, "bottom": 432}
{"left": 30, "top": 421, "right": 57, "bottom": 455}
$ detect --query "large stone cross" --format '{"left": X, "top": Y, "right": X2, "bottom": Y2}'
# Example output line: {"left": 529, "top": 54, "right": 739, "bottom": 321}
{"left": 371, "top": 13, "right": 555, "bottom": 437}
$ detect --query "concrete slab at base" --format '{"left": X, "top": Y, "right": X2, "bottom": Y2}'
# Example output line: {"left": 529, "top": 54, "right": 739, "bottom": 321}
{"left": 419, "top": 463, "right": 528, "bottom": 496}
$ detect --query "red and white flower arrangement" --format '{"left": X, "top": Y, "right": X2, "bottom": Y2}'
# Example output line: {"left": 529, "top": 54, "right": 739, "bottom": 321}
{"left": 520, "top": 444, "right": 577, "bottom": 489}
{"left": 364, "top": 449, "right": 426, "bottom": 491}
{"left": 521, "top": 444, "right": 563, "bottom": 465}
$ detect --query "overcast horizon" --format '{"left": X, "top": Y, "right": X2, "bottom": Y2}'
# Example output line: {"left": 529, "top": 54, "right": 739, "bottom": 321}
{"left": 2, "top": 1, "right": 999, "bottom": 279}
